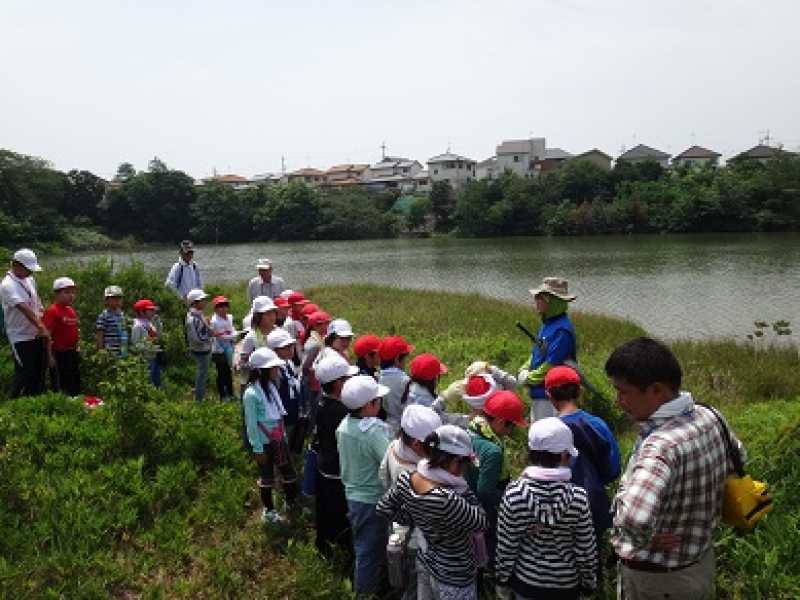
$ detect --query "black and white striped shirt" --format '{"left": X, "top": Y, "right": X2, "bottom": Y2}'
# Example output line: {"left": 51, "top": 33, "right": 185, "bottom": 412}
{"left": 376, "top": 470, "right": 488, "bottom": 587}
{"left": 496, "top": 478, "right": 597, "bottom": 594}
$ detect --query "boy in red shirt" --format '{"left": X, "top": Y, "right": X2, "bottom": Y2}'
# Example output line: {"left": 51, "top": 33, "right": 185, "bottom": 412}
{"left": 43, "top": 277, "right": 80, "bottom": 395}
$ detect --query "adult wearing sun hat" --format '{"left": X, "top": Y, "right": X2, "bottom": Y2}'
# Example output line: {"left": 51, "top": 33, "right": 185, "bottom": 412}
{"left": 247, "top": 258, "right": 285, "bottom": 304}
{"left": 165, "top": 240, "right": 202, "bottom": 300}
{"left": 0, "top": 249, "right": 48, "bottom": 397}
{"left": 465, "top": 390, "right": 528, "bottom": 565}
{"left": 518, "top": 276, "right": 578, "bottom": 423}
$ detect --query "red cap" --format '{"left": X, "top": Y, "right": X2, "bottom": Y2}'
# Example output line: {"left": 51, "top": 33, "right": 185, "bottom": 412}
{"left": 483, "top": 391, "right": 528, "bottom": 427}
{"left": 287, "top": 291, "right": 307, "bottom": 305}
{"left": 133, "top": 299, "right": 156, "bottom": 312}
{"left": 544, "top": 365, "right": 581, "bottom": 390}
{"left": 301, "top": 303, "right": 320, "bottom": 316}
{"left": 353, "top": 335, "right": 382, "bottom": 358}
{"left": 465, "top": 375, "right": 492, "bottom": 397}
{"left": 410, "top": 353, "right": 448, "bottom": 381}
{"left": 307, "top": 310, "right": 331, "bottom": 327}
{"left": 273, "top": 297, "right": 289, "bottom": 308}
{"left": 212, "top": 295, "right": 229, "bottom": 307}
{"left": 378, "top": 336, "right": 414, "bottom": 362}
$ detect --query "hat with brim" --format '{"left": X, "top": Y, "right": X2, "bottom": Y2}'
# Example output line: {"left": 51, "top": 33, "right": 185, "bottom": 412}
{"left": 53, "top": 277, "right": 76, "bottom": 291}
{"left": 13, "top": 248, "right": 42, "bottom": 272}
{"left": 256, "top": 258, "right": 272, "bottom": 270}
{"left": 462, "top": 374, "right": 498, "bottom": 410}
{"left": 529, "top": 277, "right": 576, "bottom": 302}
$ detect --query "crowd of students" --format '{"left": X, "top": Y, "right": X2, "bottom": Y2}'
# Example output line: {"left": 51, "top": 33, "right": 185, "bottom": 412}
{"left": 0, "top": 244, "right": 747, "bottom": 600}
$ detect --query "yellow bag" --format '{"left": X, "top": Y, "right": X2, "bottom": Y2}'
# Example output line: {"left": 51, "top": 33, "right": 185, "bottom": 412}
{"left": 704, "top": 403, "right": 774, "bottom": 530}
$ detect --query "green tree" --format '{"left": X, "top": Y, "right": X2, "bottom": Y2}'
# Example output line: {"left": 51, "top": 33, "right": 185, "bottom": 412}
{"left": 115, "top": 162, "right": 136, "bottom": 182}
{"left": 253, "top": 182, "right": 320, "bottom": 241}
{"left": 64, "top": 169, "right": 105, "bottom": 222}
{"left": 429, "top": 181, "right": 455, "bottom": 232}
{"left": 406, "top": 196, "right": 432, "bottom": 231}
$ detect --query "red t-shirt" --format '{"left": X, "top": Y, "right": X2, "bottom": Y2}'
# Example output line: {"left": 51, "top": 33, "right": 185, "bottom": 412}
{"left": 43, "top": 303, "right": 80, "bottom": 351}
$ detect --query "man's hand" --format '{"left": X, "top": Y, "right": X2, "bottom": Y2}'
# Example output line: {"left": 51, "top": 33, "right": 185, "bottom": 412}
{"left": 517, "top": 368, "right": 530, "bottom": 386}
{"left": 36, "top": 324, "right": 50, "bottom": 339}
{"left": 650, "top": 532, "right": 681, "bottom": 552}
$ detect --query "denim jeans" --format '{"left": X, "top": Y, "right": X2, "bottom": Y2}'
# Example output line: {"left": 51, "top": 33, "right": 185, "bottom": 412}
{"left": 347, "top": 499, "right": 388, "bottom": 596}
{"left": 193, "top": 351, "right": 211, "bottom": 401}
{"left": 148, "top": 358, "right": 161, "bottom": 388}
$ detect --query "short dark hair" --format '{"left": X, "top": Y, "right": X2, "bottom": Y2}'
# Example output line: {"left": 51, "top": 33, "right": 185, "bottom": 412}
{"left": 549, "top": 383, "right": 581, "bottom": 402}
{"left": 528, "top": 450, "right": 563, "bottom": 468}
{"left": 605, "top": 337, "right": 682, "bottom": 392}
{"left": 423, "top": 432, "right": 460, "bottom": 470}
{"left": 400, "top": 429, "right": 417, "bottom": 446}
{"left": 321, "top": 379, "right": 339, "bottom": 395}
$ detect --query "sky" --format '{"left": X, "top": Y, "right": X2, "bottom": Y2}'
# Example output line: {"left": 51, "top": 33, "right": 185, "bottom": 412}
{"left": 2, "top": 0, "right": 799, "bottom": 180}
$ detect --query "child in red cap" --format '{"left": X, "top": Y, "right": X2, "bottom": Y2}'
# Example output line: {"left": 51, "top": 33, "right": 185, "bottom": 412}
{"left": 353, "top": 334, "right": 382, "bottom": 379}
{"left": 378, "top": 336, "right": 414, "bottom": 436}
{"left": 210, "top": 296, "right": 236, "bottom": 400}
{"left": 131, "top": 298, "right": 162, "bottom": 387}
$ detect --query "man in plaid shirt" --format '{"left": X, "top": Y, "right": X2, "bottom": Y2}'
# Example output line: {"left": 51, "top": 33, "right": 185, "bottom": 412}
{"left": 605, "top": 337, "right": 745, "bottom": 600}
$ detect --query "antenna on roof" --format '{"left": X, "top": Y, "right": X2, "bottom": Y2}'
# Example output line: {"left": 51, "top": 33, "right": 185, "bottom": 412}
{"left": 380, "top": 141, "right": 387, "bottom": 160}
{"left": 281, "top": 155, "right": 286, "bottom": 175}
{"left": 759, "top": 129, "right": 771, "bottom": 146}
{"left": 446, "top": 140, "right": 451, "bottom": 154}
{"left": 690, "top": 131, "right": 696, "bottom": 145}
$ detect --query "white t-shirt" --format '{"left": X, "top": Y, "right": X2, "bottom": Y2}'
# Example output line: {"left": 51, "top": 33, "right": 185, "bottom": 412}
{"left": 0, "top": 272, "right": 43, "bottom": 344}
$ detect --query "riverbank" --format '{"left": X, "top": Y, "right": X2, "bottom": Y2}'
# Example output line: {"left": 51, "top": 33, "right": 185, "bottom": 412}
{"left": 0, "top": 269, "right": 797, "bottom": 598}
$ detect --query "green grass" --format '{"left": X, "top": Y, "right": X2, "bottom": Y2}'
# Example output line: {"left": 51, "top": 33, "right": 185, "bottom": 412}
{"left": 0, "top": 267, "right": 798, "bottom": 598}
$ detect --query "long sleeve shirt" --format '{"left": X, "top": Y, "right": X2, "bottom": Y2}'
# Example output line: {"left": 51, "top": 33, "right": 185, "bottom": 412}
{"left": 246, "top": 276, "right": 285, "bottom": 304}
{"left": 165, "top": 259, "right": 202, "bottom": 299}
{"left": 185, "top": 309, "right": 211, "bottom": 353}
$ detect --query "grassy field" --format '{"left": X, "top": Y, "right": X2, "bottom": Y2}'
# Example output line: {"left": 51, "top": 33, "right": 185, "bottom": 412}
{"left": 0, "top": 263, "right": 797, "bottom": 598}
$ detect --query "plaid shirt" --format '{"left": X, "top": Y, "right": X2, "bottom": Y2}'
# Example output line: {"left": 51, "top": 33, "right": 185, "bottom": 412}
{"left": 611, "top": 395, "right": 744, "bottom": 567}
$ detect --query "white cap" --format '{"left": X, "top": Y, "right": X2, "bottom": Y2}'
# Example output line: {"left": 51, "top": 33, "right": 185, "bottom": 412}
{"left": 327, "top": 318, "right": 354, "bottom": 338}
{"left": 256, "top": 258, "right": 273, "bottom": 270}
{"left": 267, "top": 328, "right": 295, "bottom": 349}
{"left": 400, "top": 405, "right": 442, "bottom": 442}
{"left": 186, "top": 289, "right": 209, "bottom": 303}
{"left": 248, "top": 347, "right": 285, "bottom": 370}
{"left": 279, "top": 289, "right": 294, "bottom": 299}
{"left": 528, "top": 417, "right": 579, "bottom": 457}
{"left": 104, "top": 285, "right": 123, "bottom": 297}
{"left": 315, "top": 354, "right": 358, "bottom": 385}
{"left": 12, "top": 248, "right": 41, "bottom": 272}
{"left": 432, "top": 424, "right": 474, "bottom": 457}
{"left": 252, "top": 295, "right": 276, "bottom": 313}
{"left": 341, "top": 375, "right": 390, "bottom": 410}
{"left": 53, "top": 277, "right": 76, "bottom": 291}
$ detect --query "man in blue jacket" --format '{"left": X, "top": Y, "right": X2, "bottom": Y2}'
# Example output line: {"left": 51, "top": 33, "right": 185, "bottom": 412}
{"left": 518, "top": 277, "right": 577, "bottom": 421}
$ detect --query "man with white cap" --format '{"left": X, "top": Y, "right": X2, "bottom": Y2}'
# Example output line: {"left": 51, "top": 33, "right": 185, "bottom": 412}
{"left": 0, "top": 249, "right": 48, "bottom": 397}
{"left": 313, "top": 353, "right": 359, "bottom": 557}
{"left": 379, "top": 404, "right": 442, "bottom": 600}
{"left": 518, "top": 277, "right": 578, "bottom": 423}
{"left": 165, "top": 240, "right": 202, "bottom": 300}
{"left": 185, "top": 288, "right": 212, "bottom": 401}
{"left": 43, "top": 277, "right": 81, "bottom": 395}
{"left": 337, "top": 375, "right": 392, "bottom": 597}
{"left": 247, "top": 258, "right": 285, "bottom": 304}
{"left": 495, "top": 417, "right": 596, "bottom": 599}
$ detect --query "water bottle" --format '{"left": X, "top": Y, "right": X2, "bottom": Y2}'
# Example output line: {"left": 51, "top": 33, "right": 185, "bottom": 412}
{"left": 387, "top": 532, "right": 406, "bottom": 590}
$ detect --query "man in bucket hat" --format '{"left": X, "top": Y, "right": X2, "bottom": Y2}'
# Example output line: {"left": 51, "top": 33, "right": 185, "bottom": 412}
{"left": 518, "top": 277, "right": 578, "bottom": 422}
{"left": 247, "top": 258, "right": 285, "bottom": 304}
{"left": 165, "top": 240, "right": 202, "bottom": 300}
{"left": 0, "top": 249, "right": 48, "bottom": 397}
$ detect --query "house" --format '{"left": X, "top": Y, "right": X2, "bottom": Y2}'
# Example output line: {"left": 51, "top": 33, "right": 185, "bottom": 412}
{"left": 251, "top": 172, "right": 283, "bottom": 186}
{"left": 672, "top": 145, "right": 721, "bottom": 168}
{"left": 728, "top": 144, "right": 795, "bottom": 165}
{"left": 325, "top": 163, "right": 369, "bottom": 187}
{"left": 427, "top": 152, "right": 477, "bottom": 189}
{"left": 569, "top": 149, "right": 613, "bottom": 171}
{"left": 476, "top": 157, "right": 498, "bottom": 180}
{"left": 413, "top": 170, "right": 431, "bottom": 193}
{"left": 200, "top": 174, "right": 253, "bottom": 190}
{"left": 616, "top": 144, "right": 671, "bottom": 168}
{"left": 286, "top": 168, "right": 326, "bottom": 186}
{"left": 496, "top": 138, "right": 546, "bottom": 177}
{"left": 364, "top": 157, "right": 423, "bottom": 181}
{"left": 536, "top": 147, "right": 574, "bottom": 172}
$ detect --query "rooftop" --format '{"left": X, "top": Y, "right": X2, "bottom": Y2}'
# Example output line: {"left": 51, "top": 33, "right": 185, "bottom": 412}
{"left": 674, "top": 145, "right": 721, "bottom": 159}
{"left": 571, "top": 148, "right": 613, "bottom": 160}
{"left": 496, "top": 138, "right": 545, "bottom": 155}
{"left": 730, "top": 144, "right": 793, "bottom": 161}
{"left": 427, "top": 152, "right": 476, "bottom": 164}
{"left": 543, "top": 147, "right": 573, "bottom": 160}
{"left": 618, "top": 143, "right": 671, "bottom": 161}
{"left": 326, "top": 163, "right": 369, "bottom": 174}
{"left": 290, "top": 168, "right": 326, "bottom": 177}
{"left": 203, "top": 174, "right": 249, "bottom": 183}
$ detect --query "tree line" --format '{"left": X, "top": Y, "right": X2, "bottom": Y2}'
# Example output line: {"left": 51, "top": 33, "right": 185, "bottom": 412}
{"left": 1, "top": 147, "right": 799, "bottom": 252}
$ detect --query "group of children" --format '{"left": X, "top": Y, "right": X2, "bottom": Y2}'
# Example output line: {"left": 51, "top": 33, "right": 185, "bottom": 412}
{"left": 223, "top": 283, "right": 622, "bottom": 600}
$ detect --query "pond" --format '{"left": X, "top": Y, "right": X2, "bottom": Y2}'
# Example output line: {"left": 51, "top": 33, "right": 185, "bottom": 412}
{"left": 67, "top": 233, "right": 800, "bottom": 341}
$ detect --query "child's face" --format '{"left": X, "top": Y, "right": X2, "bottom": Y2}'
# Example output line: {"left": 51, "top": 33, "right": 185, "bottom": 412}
{"left": 267, "top": 366, "right": 281, "bottom": 381}
{"left": 193, "top": 300, "right": 207, "bottom": 311}
{"left": 259, "top": 310, "right": 277, "bottom": 331}
{"left": 215, "top": 304, "right": 229, "bottom": 317}
{"left": 275, "top": 345, "right": 294, "bottom": 361}
{"left": 277, "top": 306, "right": 289, "bottom": 319}
{"left": 55, "top": 287, "right": 76, "bottom": 305}
{"left": 332, "top": 336, "right": 351, "bottom": 352}
{"left": 144, "top": 309, "right": 155, "bottom": 319}
{"left": 106, "top": 296, "right": 123, "bottom": 311}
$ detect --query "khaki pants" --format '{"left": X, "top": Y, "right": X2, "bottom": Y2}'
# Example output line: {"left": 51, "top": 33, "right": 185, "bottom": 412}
{"left": 619, "top": 548, "right": 715, "bottom": 600}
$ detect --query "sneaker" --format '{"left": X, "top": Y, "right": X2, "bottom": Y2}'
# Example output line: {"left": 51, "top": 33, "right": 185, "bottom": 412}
{"left": 261, "top": 509, "right": 286, "bottom": 524}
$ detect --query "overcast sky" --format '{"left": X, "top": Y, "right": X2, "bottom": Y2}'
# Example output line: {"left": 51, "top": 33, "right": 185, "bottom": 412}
{"left": 2, "top": 0, "right": 798, "bottom": 179}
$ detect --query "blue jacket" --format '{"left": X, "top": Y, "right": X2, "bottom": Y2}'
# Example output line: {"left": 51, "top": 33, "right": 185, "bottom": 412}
{"left": 528, "top": 313, "right": 576, "bottom": 399}
{"left": 561, "top": 410, "right": 621, "bottom": 533}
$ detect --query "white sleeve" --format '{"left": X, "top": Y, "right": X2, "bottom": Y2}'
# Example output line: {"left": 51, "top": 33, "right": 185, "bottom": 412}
{"left": 0, "top": 280, "right": 24, "bottom": 307}
{"left": 165, "top": 263, "right": 179, "bottom": 290}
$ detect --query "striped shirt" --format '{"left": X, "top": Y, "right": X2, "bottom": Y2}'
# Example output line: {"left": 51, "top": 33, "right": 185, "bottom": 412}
{"left": 95, "top": 309, "right": 126, "bottom": 355}
{"left": 496, "top": 477, "right": 596, "bottom": 594}
{"left": 376, "top": 470, "right": 488, "bottom": 587}
{"left": 611, "top": 397, "right": 743, "bottom": 567}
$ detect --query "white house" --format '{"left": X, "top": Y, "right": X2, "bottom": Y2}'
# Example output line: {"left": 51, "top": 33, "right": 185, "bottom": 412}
{"left": 476, "top": 157, "right": 499, "bottom": 180}
{"left": 496, "top": 138, "right": 546, "bottom": 177}
{"left": 364, "top": 157, "right": 423, "bottom": 181}
{"left": 413, "top": 170, "right": 431, "bottom": 193}
{"left": 427, "top": 152, "right": 477, "bottom": 189}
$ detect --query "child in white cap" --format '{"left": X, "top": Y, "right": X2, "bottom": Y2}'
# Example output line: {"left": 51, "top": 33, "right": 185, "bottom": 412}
{"left": 377, "top": 424, "right": 488, "bottom": 600}
{"left": 95, "top": 285, "right": 127, "bottom": 357}
{"left": 267, "top": 328, "right": 304, "bottom": 453}
{"left": 237, "top": 296, "right": 278, "bottom": 395}
{"left": 185, "top": 289, "right": 212, "bottom": 401}
{"left": 242, "top": 347, "right": 297, "bottom": 524}
{"left": 495, "top": 417, "right": 596, "bottom": 599}
{"left": 43, "top": 277, "right": 80, "bottom": 395}
{"left": 336, "top": 375, "right": 392, "bottom": 597}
